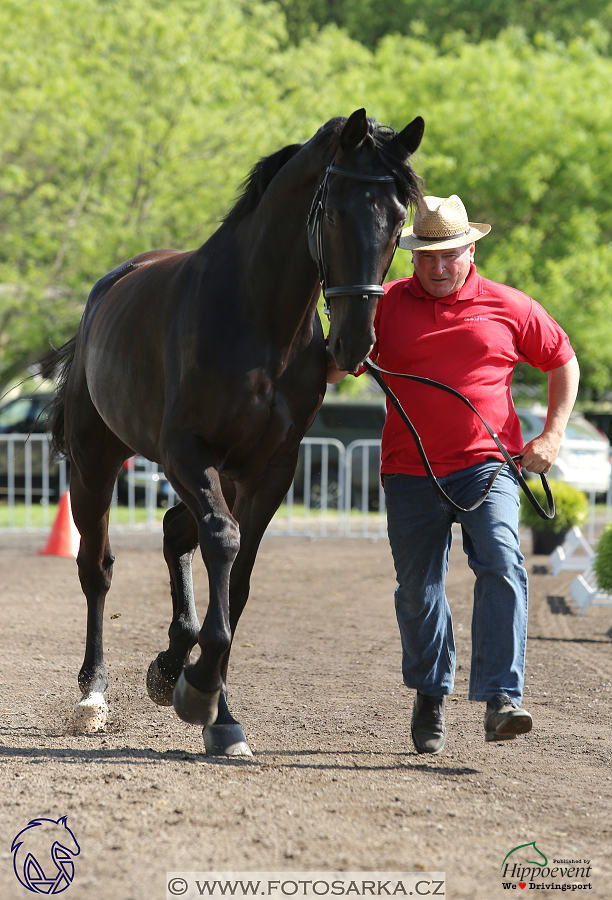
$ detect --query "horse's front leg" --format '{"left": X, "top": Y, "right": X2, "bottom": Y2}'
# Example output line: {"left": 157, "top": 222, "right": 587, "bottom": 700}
{"left": 202, "top": 450, "right": 300, "bottom": 756}
{"left": 162, "top": 434, "right": 240, "bottom": 728}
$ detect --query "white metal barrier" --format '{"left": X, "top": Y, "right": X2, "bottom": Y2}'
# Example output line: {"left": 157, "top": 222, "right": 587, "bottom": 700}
{"left": 0, "top": 433, "right": 69, "bottom": 531}
{"left": 267, "top": 438, "right": 347, "bottom": 537}
{"left": 343, "top": 439, "right": 386, "bottom": 538}
{"left": 0, "top": 434, "right": 386, "bottom": 538}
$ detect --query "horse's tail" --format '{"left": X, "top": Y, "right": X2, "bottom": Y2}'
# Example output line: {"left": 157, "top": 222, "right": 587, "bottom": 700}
{"left": 39, "top": 336, "right": 77, "bottom": 459}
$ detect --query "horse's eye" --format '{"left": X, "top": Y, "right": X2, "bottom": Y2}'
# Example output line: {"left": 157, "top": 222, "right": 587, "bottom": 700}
{"left": 324, "top": 209, "right": 335, "bottom": 226}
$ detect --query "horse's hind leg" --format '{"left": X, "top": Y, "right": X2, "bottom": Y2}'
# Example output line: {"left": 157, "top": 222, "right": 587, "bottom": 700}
{"left": 63, "top": 361, "right": 130, "bottom": 733}
{"left": 69, "top": 470, "right": 119, "bottom": 733}
{"left": 146, "top": 502, "right": 200, "bottom": 706}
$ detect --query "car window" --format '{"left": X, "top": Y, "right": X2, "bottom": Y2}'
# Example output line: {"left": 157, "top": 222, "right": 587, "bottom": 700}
{"left": 0, "top": 398, "right": 33, "bottom": 431}
{"left": 565, "top": 417, "right": 606, "bottom": 441}
{"left": 517, "top": 414, "right": 541, "bottom": 434}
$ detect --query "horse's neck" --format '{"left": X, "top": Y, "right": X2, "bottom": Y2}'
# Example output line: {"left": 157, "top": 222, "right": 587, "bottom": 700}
{"left": 244, "top": 141, "right": 332, "bottom": 371}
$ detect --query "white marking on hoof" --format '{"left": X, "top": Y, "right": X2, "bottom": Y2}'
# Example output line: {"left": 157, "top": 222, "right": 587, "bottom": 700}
{"left": 72, "top": 693, "right": 108, "bottom": 733}
{"left": 203, "top": 723, "right": 253, "bottom": 756}
{"left": 224, "top": 741, "right": 253, "bottom": 757}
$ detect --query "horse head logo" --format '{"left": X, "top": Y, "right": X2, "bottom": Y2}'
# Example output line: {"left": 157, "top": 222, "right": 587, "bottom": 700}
{"left": 11, "top": 816, "right": 80, "bottom": 894}
{"left": 501, "top": 840, "right": 548, "bottom": 872}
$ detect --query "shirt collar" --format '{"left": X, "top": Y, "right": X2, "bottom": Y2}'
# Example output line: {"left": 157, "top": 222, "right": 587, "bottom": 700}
{"left": 405, "top": 263, "right": 482, "bottom": 305}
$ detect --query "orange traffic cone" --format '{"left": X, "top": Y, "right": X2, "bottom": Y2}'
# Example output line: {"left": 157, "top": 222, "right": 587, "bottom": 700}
{"left": 38, "top": 490, "right": 80, "bottom": 558}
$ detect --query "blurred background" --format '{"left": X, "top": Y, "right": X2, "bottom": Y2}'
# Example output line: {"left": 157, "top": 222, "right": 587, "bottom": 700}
{"left": 3, "top": 0, "right": 612, "bottom": 528}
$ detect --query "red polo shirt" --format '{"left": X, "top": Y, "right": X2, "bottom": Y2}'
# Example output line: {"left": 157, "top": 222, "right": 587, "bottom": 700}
{"left": 357, "top": 264, "right": 575, "bottom": 476}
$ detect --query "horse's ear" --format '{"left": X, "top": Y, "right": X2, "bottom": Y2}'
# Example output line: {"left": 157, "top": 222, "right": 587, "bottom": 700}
{"left": 398, "top": 116, "right": 425, "bottom": 154}
{"left": 340, "top": 108, "right": 369, "bottom": 152}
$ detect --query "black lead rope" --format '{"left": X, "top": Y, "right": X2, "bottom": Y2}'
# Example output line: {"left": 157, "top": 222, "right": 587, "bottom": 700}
{"left": 364, "top": 358, "right": 555, "bottom": 520}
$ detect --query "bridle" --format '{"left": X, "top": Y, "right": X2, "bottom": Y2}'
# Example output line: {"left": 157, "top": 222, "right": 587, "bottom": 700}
{"left": 307, "top": 155, "right": 402, "bottom": 318}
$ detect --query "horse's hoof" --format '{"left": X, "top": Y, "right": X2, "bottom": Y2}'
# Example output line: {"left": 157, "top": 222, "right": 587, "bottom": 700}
{"left": 203, "top": 723, "right": 253, "bottom": 757}
{"left": 71, "top": 692, "right": 108, "bottom": 734}
{"left": 146, "top": 657, "right": 176, "bottom": 707}
{"left": 173, "top": 671, "right": 220, "bottom": 726}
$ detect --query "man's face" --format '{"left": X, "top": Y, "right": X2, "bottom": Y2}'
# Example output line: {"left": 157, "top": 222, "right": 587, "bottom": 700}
{"left": 411, "top": 243, "right": 474, "bottom": 297}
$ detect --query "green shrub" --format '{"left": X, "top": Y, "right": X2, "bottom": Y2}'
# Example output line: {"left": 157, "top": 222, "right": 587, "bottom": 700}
{"left": 519, "top": 478, "right": 588, "bottom": 533}
{"left": 594, "top": 524, "right": 612, "bottom": 593}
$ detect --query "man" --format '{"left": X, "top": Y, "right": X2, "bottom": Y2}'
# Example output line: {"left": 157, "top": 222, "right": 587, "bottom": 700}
{"left": 327, "top": 194, "right": 579, "bottom": 754}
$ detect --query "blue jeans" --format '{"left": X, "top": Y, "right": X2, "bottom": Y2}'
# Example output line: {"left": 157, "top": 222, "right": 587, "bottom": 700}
{"left": 383, "top": 461, "right": 528, "bottom": 704}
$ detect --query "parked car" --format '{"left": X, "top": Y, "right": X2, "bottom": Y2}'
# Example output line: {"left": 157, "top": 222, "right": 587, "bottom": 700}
{"left": 0, "top": 393, "right": 53, "bottom": 434}
{"left": 0, "top": 393, "right": 64, "bottom": 499}
{"left": 117, "top": 455, "right": 172, "bottom": 508}
{"left": 0, "top": 395, "right": 174, "bottom": 507}
{"left": 293, "top": 395, "right": 386, "bottom": 509}
{"left": 582, "top": 409, "right": 612, "bottom": 444}
{"left": 516, "top": 407, "right": 611, "bottom": 494}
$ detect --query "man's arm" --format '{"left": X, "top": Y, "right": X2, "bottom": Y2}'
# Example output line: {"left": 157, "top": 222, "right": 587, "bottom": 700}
{"left": 520, "top": 355, "right": 580, "bottom": 474}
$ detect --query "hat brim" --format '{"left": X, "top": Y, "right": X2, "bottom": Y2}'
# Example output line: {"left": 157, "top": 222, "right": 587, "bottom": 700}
{"left": 399, "top": 222, "right": 491, "bottom": 251}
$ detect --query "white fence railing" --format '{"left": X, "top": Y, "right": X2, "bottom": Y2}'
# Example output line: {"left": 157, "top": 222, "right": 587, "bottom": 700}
{"left": 0, "top": 433, "right": 69, "bottom": 531}
{"left": 0, "top": 434, "right": 386, "bottom": 539}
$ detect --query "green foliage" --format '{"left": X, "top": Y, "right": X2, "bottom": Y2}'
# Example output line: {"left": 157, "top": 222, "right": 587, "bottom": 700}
{"left": 5, "top": 0, "right": 612, "bottom": 405}
{"left": 367, "top": 29, "right": 612, "bottom": 397}
{"left": 519, "top": 478, "right": 588, "bottom": 532}
{"left": 0, "top": 0, "right": 372, "bottom": 391}
{"left": 271, "top": 0, "right": 612, "bottom": 49}
{"left": 593, "top": 522, "right": 612, "bottom": 592}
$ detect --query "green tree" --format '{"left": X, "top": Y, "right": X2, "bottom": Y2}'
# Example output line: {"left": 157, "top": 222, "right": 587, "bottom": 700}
{"left": 367, "top": 29, "right": 612, "bottom": 397}
{"left": 270, "top": 0, "right": 612, "bottom": 50}
{"left": 0, "top": 0, "right": 370, "bottom": 392}
{"left": 5, "top": 1, "right": 612, "bottom": 403}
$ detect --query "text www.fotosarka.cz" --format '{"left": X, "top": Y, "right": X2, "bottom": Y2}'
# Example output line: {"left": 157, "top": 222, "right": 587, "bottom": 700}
{"left": 166, "top": 872, "right": 446, "bottom": 900}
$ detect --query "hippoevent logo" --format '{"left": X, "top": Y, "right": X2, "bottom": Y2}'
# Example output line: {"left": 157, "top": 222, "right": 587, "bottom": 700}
{"left": 11, "top": 816, "right": 80, "bottom": 894}
{"left": 500, "top": 841, "right": 593, "bottom": 891}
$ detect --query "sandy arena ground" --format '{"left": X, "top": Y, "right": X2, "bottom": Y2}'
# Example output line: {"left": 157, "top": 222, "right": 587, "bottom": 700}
{"left": 0, "top": 528, "right": 611, "bottom": 899}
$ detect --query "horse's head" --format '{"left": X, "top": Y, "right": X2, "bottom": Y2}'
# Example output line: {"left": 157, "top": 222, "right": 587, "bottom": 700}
{"left": 310, "top": 109, "right": 424, "bottom": 373}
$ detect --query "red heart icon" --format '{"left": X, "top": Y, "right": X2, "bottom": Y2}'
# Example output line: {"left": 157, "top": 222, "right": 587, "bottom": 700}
{"left": 519, "top": 885, "right": 527, "bottom": 890}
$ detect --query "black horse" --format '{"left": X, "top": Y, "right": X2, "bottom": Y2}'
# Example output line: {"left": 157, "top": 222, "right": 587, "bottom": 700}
{"left": 43, "top": 109, "right": 424, "bottom": 755}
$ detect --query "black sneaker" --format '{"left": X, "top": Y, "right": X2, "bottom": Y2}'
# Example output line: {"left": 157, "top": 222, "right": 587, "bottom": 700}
{"left": 484, "top": 693, "right": 532, "bottom": 743}
{"left": 411, "top": 692, "right": 446, "bottom": 755}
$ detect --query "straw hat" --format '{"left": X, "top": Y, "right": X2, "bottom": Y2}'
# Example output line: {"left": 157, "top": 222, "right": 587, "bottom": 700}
{"left": 399, "top": 194, "right": 491, "bottom": 251}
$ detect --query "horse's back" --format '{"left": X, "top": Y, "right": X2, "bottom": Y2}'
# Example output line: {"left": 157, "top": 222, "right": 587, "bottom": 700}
{"left": 86, "top": 249, "right": 183, "bottom": 315}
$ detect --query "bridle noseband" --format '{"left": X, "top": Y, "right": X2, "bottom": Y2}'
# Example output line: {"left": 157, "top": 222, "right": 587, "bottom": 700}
{"left": 307, "top": 158, "right": 402, "bottom": 317}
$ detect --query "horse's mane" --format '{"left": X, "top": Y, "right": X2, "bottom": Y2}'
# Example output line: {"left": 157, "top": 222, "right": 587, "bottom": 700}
{"left": 224, "top": 116, "right": 422, "bottom": 227}
{"left": 223, "top": 143, "right": 302, "bottom": 225}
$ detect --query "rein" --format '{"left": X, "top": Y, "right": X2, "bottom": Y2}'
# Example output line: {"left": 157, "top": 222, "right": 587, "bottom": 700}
{"left": 308, "top": 159, "right": 400, "bottom": 316}
{"left": 364, "top": 358, "right": 555, "bottom": 520}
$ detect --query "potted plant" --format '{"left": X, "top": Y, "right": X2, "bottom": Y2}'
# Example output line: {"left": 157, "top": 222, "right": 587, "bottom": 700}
{"left": 593, "top": 524, "right": 612, "bottom": 593}
{"left": 520, "top": 478, "right": 588, "bottom": 555}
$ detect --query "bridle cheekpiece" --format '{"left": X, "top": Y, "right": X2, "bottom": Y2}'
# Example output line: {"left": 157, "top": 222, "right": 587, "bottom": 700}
{"left": 307, "top": 157, "right": 401, "bottom": 318}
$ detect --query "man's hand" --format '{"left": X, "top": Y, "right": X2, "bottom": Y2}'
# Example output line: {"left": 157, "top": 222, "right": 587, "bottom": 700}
{"left": 520, "top": 432, "right": 563, "bottom": 475}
